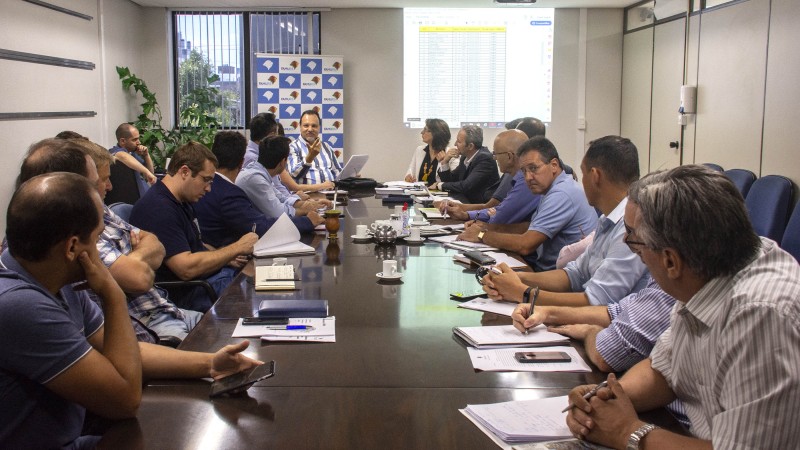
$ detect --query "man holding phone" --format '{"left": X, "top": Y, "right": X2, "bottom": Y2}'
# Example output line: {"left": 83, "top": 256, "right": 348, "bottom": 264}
{"left": 287, "top": 110, "right": 343, "bottom": 186}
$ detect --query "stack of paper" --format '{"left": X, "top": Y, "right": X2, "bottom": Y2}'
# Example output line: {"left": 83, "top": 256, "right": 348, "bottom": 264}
{"left": 457, "top": 298, "right": 517, "bottom": 317}
{"left": 254, "top": 213, "right": 316, "bottom": 257}
{"left": 254, "top": 265, "right": 297, "bottom": 291}
{"left": 232, "top": 317, "right": 336, "bottom": 343}
{"left": 418, "top": 207, "right": 444, "bottom": 219}
{"left": 466, "top": 346, "right": 591, "bottom": 372}
{"left": 461, "top": 396, "right": 573, "bottom": 444}
{"left": 453, "top": 325, "right": 569, "bottom": 349}
{"left": 453, "top": 251, "right": 527, "bottom": 268}
{"left": 429, "top": 234, "right": 498, "bottom": 252}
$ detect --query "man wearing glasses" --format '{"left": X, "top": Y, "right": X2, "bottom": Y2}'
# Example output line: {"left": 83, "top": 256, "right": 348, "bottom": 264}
{"left": 130, "top": 142, "right": 258, "bottom": 312}
{"left": 439, "top": 129, "right": 541, "bottom": 225}
{"left": 461, "top": 136, "right": 598, "bottom": 272}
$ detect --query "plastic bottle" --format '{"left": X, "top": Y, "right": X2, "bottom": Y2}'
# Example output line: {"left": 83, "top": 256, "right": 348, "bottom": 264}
{"left": 401, "top": 202, "right": 411, "bottom": 235}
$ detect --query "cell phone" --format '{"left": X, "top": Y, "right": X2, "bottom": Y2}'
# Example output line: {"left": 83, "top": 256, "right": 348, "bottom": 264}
{"left": 464, "top": 250, "right": 496, "bottom": 266}
{"left": 209, "top": 361, "right": 276, "bottom": 398}
{"left": 514, "top": 351, "right": 571, "bottom": 363}
{"left": 242, "top": 317, "right": 289, "bottom": 326}
{"left": 450, "top": 291, "right": 487, "bottom": 301}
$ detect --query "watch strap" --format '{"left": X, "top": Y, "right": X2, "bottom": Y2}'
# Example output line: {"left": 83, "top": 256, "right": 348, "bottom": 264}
{"left": 626, "top": 423, "right": 659, "bottom": 450}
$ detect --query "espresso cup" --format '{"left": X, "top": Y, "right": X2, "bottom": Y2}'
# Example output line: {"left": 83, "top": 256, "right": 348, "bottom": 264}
{"left": 408, "top": 227, "right": 422, "bottom": 240}
{"left": 272, "top": 257, "right": 288, "bottom": 266}
{"left": 382, "top": 259, "right": 398, "bottom": 276}
{"left": 355, "top": 224, "right": 369, "bottom": 238}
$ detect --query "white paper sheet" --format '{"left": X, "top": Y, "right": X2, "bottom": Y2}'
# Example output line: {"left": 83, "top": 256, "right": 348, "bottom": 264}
{"left": 466, "top": 346, "right": 591, "bottom": 372}
{"left": 232, "top": 316, "right": 336, "bottom": 338}
{"left": 457, "top": 298, "right": 517, "bottom": 317}
{"left": 254, "top": 213, "right": 315, "bottom": 257}
{"left": 461, "top": 396, "right": 572, "bottom": 443}
{"left": 454, "top": 325, "right": 569, "bottom": 349}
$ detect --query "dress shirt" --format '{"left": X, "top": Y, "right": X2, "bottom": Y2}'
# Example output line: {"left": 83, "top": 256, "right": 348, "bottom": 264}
{"left": 437, "top": 147, "right": 500, "bottom": 204}
{"left": 287, "top": 137, "right": 343, "bottom": 184}
{"left": 595, "top": 277, "right": 675, "bottom": 371}
{"left": 468, "top": 170, "right": 540, "bottom": 224}
{"left": 563, "top": 198, "right": 649, "bottom": 305}
{"left": 236, "top": 162, "right": 302, "bottom": 218}
{"left": 650, "top": 238, "right": 800, "bottom": 448}
{"left": 243, "top": 140, "right": 260, "bottom": 168}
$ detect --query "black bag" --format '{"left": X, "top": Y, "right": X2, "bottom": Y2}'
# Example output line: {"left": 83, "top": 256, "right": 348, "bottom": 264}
{"left": 337, "top": 177, "right": 378, "bottom": 190}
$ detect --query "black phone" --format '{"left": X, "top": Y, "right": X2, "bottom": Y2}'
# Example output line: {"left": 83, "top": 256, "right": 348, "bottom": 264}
{"left": 209, "top": 361, "right": 276, "bottom": 398}
{"left": 450, "top": 291, "right": 487, "bottom": 301}
{"left": 242, "top": 317, "right": 289, "bottom": 326}
{"left": 464, "top": 250, "right": 496, "bottom": 266}
{"left": 514, "top": 351, "right": 571, "bottom": 363}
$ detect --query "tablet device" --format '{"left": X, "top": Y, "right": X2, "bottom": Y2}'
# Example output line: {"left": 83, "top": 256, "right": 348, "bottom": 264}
{"left": 338, "top": 154, "right": 369, "bottom": 179}
{"left": 209, "top": 361, "right": 276, "bottom": 398}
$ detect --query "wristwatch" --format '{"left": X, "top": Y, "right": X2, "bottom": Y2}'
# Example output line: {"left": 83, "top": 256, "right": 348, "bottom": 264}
{"left": 626, "top": 423, "right": 659, "bottom": 450}
{"left": 477, "top": 230, "right": 486, "bottom": 242}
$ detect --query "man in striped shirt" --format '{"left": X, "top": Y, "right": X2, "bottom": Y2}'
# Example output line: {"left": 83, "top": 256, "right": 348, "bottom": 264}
{"left": 567, "top": 165, "right": 800, "bottom": 450}
{"left": 287, "top": 110, "right": 343, "bottom": 185}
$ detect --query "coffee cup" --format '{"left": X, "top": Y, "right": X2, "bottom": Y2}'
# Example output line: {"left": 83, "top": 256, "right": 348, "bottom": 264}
{"left": 355, "top": 224, "right": 369, "bottom": 238}
{"left": 408, "top": 227, "right": 422, "bottom": 241}
{"left": 272, "top": 257, "right": 288, "bottom": 266}
{"left": 382, "top": 259, "right": 398, "bottom": 276}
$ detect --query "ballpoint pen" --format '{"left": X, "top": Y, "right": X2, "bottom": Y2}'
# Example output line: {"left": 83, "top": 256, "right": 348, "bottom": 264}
{"left": 523, "top": 286, "right": 539, "bottom": 335}
{"left": 561, "top": 380, "right": 608, "bottom": 413}
{"left": 264, "top": 325, "right": 315, "bottom": 330}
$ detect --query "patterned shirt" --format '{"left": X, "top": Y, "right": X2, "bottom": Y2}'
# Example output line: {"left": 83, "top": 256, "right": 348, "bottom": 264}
{"left": 287, "top": 137, "right": 343, "bottom": 184}
{"left": 96, "top": 207, "right": 183, "bottom": 321}
{"left": 650, "top": 238, "right": 800, "bottom": 448}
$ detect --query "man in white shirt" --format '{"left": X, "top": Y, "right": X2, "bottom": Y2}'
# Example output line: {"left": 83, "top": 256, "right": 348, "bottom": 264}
{"left": 287, "top": 110, "right": 343, "bottom": 185}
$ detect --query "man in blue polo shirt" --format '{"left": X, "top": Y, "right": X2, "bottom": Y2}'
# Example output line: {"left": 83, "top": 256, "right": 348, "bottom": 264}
{"left": 482, "top": 136, "right": 649, "bottom": 307}
{"left": 130, "top": 142, "right": 258, "bottom": 312}
{"left": 460, "top": 136, "right": 597, "bottom": 272}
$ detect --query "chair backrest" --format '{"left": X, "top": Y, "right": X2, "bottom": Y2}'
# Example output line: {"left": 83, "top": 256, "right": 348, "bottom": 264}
{"left": 105, "top": 162, "right": 141, "bottom": 206}
{"left": 724, "top": 169, "right": 757, "bottom": 198}
{"left": 703, "top": 163, "right": 724, "bottom": 172}
{"left": 108, "top": 202, "right": 134, "bottom": 222}
{"left": 781, "top": 204, "right": 800, "bottom": 263}
{"left": 744, "top": 175, "right": 794, "bottom": 242}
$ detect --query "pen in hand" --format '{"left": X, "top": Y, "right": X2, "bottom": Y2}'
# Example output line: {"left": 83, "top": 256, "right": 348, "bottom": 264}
{"left": 524, "top": 302, "right": 535, "bottom": 336}
{"left": 561, "top": 380, "right": 608, "bottom": 413}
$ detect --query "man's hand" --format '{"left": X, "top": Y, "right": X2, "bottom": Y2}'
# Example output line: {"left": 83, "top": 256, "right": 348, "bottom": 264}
{"left": 405, "top": 174, "right": 416, "bottom": 183}
{"left": 443, "top": 203, "right": 468, "bottom": 220}
{"left": 234, "top": 232, "right": 258, "bottom": 255}
{"left": 458, "top": 222, "right": 484, "bottom": 242}
{"left": 567, "top": 374, "right": 644, "bottom": 449}
{"left": 209, "top": 341, "right": 264, "bottom": 380}
{"left": 78, "top": 250, "right": 124, "bottom": 301}
{"left": 315, "top": 181, "right": 335, "bottom": 191}
{"left": 511, "top": 303, "right": 547, "bottom": 333}
{"left": 144, "top": 172, "right": 157, "bottom": 185}
{"left": 295, "top": 190, "right": 310, "bottom": 200}
{"left": 228, "top": 255, "right": 250, "bottom": 270}
{"left": 547, "top": 323, "right": 603, "bottom": 341}
{"left": 481, "top": 263, "right": 527, "bottom": 302}
{"left": 441, "top": 147, "right": 459, "bottom": 164}
{"left": 306, "top": 211, "right": 325, "bottom": 227}
{"left": 135, "top": 144, "right": 149, "bottom": 157}
{"left": 305, "top": 137, "right": 322, "bottom": 163}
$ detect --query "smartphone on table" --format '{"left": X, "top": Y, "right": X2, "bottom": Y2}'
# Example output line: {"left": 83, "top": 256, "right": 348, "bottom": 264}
{"left": 242, "top": 317, "right": 289, "bottom": 326}
{"left": 209, "top": 361, "right": 276, "bottom": 398}
{"left": 514, "top": 351, "right": 571, "bottom": 363}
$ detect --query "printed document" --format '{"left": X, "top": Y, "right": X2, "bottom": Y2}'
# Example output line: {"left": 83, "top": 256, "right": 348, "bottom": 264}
{"left": 466, "top": 346, "right": 591, "bottom": 372}
{"left": 453, "top": 324, "right": 569, "bottom": 349}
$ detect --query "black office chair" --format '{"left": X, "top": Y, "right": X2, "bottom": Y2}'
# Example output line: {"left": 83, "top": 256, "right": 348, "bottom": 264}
{"left": 105, "top": 162, "right": 142, "bottom": 206}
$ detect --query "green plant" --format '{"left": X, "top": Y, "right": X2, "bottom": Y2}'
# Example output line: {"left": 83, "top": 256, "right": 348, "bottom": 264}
{"left": 117, "top": 66, "right": 222, "bottom": 170}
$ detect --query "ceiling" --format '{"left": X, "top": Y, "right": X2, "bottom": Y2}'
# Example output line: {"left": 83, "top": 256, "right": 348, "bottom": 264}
{"left": 134, "top": 0, "right": 637, "bottom": 10}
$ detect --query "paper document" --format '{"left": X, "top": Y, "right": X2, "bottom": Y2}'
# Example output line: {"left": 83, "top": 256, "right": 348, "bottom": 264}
{"left": 454, "top": 325, "right": 569, "bottom": 349}
{"left": 232, "top": 316, "right": 336, "bottom": 340}
{"left": 429, "top": 234, "right": 498, "bottom": 252}
{"left": 457, "top": 298, "right": 517, "bottom": 317}
{"left": 375, "top": 187, "right": 405, "bottom": 195}
{"left": 382, "top": 181, "right": 418, "bottom": 188}
{"left": 461, "top": 396, "right": 572, "bottom": 444}
{"left": 418, "top": 207, "right": 444, "bottom": 219}
{"left": 254, "top": 213, "right": 316, "bottom": 257}
{"left": 466, "top": 346, "right": 591, "bottom": 372}
{"left": 254, "top": 265, "right": 298, "bottom": 290}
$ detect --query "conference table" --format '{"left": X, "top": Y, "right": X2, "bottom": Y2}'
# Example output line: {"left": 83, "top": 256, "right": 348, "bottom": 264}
{"left": 101, "top": 190, "right": 683, "bottom": 449}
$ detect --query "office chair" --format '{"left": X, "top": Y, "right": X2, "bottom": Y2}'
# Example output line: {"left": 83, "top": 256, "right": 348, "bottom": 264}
{"left": 108, "top": 202, "right": 134, "bottom": 222}
{"left": 780, "top": 204, "right": 800, "bottom": 263}
{"left": 702, "top": 163, "right": 724, "bottom": 172}
{"left": 744, "top": 175, "right": 794, "bottom": 242}
{"left": 105, "top": 162, "right": 142, "bottom": 206}
{"left": 724, "top": 169, "right": 757, "bottom": 198}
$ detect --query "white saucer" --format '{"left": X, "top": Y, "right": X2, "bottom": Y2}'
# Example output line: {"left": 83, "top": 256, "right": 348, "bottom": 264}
{"left": 403, "top": 237, "right": 426, "bottom": 244}
{"left": 376, "top": 272, "right": 403, "bottom": 280}
{"left": 351, "top": 235, "right": 372, "bottom": 240}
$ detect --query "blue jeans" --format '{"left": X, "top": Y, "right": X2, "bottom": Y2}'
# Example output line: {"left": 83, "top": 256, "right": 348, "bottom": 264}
{"left": 167, "top": 267, "right": 237, "bottom": 312}
{"left": 145, "top": 308, "right": 203, "bottom": 340}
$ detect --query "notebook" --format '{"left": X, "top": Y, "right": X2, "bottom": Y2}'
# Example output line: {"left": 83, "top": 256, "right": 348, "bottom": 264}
{"left": 254, "top": 213, "right": 316, "bottom": 257}
{"left": 254, "top": 265, "right": 298, "bottom": 291}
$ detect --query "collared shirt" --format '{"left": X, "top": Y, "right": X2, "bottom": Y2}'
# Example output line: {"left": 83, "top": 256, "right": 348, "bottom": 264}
{"left": 236, "top": 162, "right": 301, "bottom": 218}
{"left": 95, "top": 206, "right": 183, "bottom": 321}
{"left": 468, "top": 170, "right": 540, "bottom": 224}
{"left": 595, "top": 277, "right": 675, "bottom": 371}
{"left": 526, "top": 171, "right": 598, "bottom": 271}
{"left": 563, "top": 197, "right": 649, "bottom": 305}
{"left": 287, "top": 137, "right": 343, "bottom": 184}
{"left": 243, "top": 140, "right": 260, "bottom": 169}
{"left": 650, "top": 238, "right": 800, "bottom": 448}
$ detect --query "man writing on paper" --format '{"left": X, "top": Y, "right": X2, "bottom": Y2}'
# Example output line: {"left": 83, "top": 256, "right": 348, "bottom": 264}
{"left": 432, "top": 125, "right": 500, "bottom": 204}
{"left": 481, "top": 136, "right": 647, "bottom": 305}
{"left": 195, "top": 131, "right": 322, "bottom": 248}
{"left": 287, "top": 110, "right": 342, "bottom": 187}
{"left": 460, "top": 136, "right": 597, "bottom": 272}
{"left": 565, "top": 166, "right": 800, "bottom": 450}
{"left": 437, "top": 129, "right": 540, "bottom": 225}
{"left": 130, "top": 142, "right": 257, "bottom": 312}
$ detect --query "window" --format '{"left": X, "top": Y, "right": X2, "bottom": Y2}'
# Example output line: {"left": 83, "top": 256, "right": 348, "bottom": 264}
{"left": 173, "top": 11, "right": 320, "bottom": 129}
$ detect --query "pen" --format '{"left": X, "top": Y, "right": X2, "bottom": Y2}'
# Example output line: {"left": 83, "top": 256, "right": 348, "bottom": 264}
{"left": 264, "top": 325, "right": 314, "bottom": 330}
{"left": 251, "top": 223, "right": 257, "bottom": 233}
{"left": 561, "top": 380, "right": 608, "bottom": 413}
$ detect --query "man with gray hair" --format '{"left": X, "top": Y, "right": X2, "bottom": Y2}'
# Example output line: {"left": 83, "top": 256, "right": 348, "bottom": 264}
{"left": 566, "top": 165, "right": 800, "bottom": 449}
{"left": 432, "top": 125, "right": 499, "bottom": 204}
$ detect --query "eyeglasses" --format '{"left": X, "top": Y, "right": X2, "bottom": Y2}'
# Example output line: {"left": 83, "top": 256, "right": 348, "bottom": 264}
{"left": 520, "top": 160, "right": 552, "bottom": 175}
{"left": 623, "top": 223, "right": 647, "bottom": 253}
{"left": 492, "top": 152, "right": 514, "bottom": 161}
